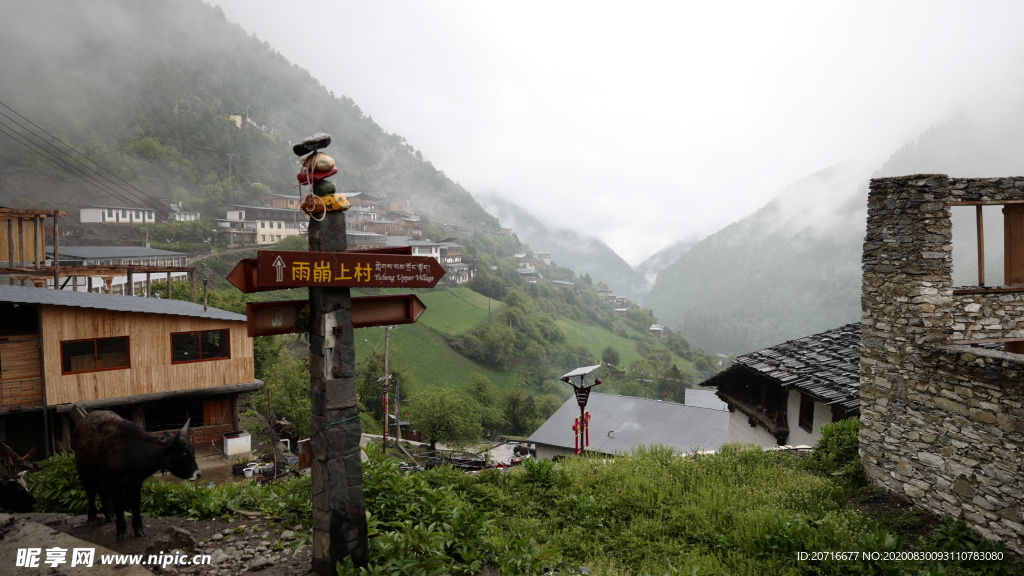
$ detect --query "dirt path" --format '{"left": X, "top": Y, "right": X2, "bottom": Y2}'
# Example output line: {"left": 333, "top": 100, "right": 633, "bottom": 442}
{"left": 13, "top": 513, "right": 312, "bottom": 576}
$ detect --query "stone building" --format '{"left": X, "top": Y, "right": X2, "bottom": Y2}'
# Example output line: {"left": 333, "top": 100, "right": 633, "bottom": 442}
{"left": 861, "top": 174, "right": 1024, "bottom": 554}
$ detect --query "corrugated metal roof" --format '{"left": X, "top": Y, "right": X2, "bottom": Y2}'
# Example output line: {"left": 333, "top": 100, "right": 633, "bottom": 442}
{"left": 684, "top": 388, "right": 728, "bottom": 411}
{"left": 529, "top": 392, "right": 729, "bottom": 454}
{"left": 225, "top": 204, "right": 296, "bottom": 213}
{"left": 0, "top": 284, "right": 245, "bottom": 322}
{"left": 702, "top": 323, "right": 860, "bottom": 412}
{"left": 47, "top": 246, "right": 186, "bottom": 259}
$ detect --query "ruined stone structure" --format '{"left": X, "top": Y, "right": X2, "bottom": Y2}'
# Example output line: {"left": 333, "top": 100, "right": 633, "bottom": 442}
{"left": 861, "top": 174, "right": 1024, "bottom": 554}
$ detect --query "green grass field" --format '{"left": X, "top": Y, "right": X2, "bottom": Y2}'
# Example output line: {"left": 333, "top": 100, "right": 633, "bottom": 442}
{"left": 556, "top": 318, "right": 699, "bottom": 377}
{"left": 414, "top": 288, "right": 502, "bottom": 335}
{"left": 353, "top": 288, "right": 519, "bottom": 391}
{"left": 556, "top": 318, "right": 644, "bottom": 365}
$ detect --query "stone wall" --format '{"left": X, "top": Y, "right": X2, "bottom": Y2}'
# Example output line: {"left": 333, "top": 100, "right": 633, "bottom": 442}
{"left": 861, "top": 174, "right": 1024, "bottom": 554}
{"left": 950, "top": 291, "right": 1024, "bottom": 342}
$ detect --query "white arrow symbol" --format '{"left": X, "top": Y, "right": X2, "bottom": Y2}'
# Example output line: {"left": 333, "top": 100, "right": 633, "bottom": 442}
{"left": 272, "top": 256, "right": 286, "bottom": 282}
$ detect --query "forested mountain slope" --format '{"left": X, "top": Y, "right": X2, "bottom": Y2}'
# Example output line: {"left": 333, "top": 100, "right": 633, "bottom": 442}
{"left": 478, "top": 193, "right": 649, "bottom": 302}
{"left": 0, "top": 0, "right": 497, "bottom": 232}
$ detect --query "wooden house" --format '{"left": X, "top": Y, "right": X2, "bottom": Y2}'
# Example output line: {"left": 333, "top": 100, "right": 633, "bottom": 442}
{"left": 264, "top": 193, "right": 302, "bottom": 210}
{"left": 346, "top": 232, "right": 387, "bottom": 251}
{"left": 0, "top": 284, "right": 260, "bottom": 458}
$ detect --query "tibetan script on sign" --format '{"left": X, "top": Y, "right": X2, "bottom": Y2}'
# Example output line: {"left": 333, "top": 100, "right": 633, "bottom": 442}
{"left": 256, "top": 250, "right": 445, "bottom": 288}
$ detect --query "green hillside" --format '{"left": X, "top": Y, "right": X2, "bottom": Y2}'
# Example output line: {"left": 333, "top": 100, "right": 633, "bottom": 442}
{"left": 354, "top": 322, "right": 521, "bottom": 392}
{"left": 415, "top": 288, "right": 502, "bottom": 336}
{"left": 555, "top": 318, "right": 645, "bottom": 366}
{"left": 352, "top": 288, "right": 518, "bottom": 391}
{"left": 0, "top": 0, "right": 501, "bottom": 245}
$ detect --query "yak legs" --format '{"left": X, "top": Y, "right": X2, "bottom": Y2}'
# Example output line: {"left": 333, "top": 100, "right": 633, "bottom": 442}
{"left": 84, "top": 482, "right": 113, "bottom": 526}
{"left": 126, "top": 480, "right": 146, "bottom": 538}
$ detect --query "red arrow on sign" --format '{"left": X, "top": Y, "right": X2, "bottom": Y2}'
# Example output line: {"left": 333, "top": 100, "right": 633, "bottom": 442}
{"left": 246, "top": 294, "right": 428, "bottom": 337}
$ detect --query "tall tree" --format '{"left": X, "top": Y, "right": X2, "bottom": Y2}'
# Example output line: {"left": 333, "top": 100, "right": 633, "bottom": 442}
{"left": 409, "top": 387, "right": 482, "bottom": 450}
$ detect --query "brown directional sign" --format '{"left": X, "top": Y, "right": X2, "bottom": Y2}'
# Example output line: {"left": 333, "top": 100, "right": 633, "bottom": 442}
{"left": 257, "top": 250, "right": 444, "bottom": 289}
{"left": 246, "top": 294, "right": 428, "bottom": 337}
{"left": 225, "top": 248, "right": 443, "bottom": 293}
{"left": 350, "top": 294, "right": 427, "bottom": 328}
{"left": 246, "top": 300, "right": 308, "bottom": 337}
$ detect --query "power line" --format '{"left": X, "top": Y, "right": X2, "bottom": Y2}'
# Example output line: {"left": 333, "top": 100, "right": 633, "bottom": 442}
{"left": 0, "top": 99, "right": 222, "bottom": 244}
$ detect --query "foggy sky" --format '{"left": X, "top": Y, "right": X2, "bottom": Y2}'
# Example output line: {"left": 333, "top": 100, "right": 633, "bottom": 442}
{"left": 214, "top": 0, "right": 1024, "bottom": 265}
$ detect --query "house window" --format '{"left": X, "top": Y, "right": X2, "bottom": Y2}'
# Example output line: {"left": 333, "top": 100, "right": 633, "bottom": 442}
{"left": 171, "top": 329, "right": 230, "bottom": 363}
{"left": 107, "top": 208, "right": 114, "bottom": 217}
{"left": 261, "top": 221, "right": 265, "bottom": 228}
{"left": 61, "top": 337, "right": 130, "bottom": 374}
{"left": 121, "top": 210, "right": 127, "bottom": 218}
{"left": 277, "top": 222, "right": 282, "bottom": 229}
{"left": 261, "top": 235, "right": 266, "bottom": 242}
{"left": 799, "top": 394, "right": 814, "bottom": 432}
{"left": 135, "top": 211, "right": 141, "bottom": 219}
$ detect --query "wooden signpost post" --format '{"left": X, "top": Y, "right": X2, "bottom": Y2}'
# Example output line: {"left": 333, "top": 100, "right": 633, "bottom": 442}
{"left": 228, "top": 243, "right": 444, "bottom": 573}
{"left": 227, "top": 132, "right": 445, "bottom": 573}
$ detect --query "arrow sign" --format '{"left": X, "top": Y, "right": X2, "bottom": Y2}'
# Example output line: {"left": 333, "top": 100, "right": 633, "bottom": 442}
{"left": 256, "top": 250, "right": 445, "bottom": 289}
{"left": 272, "top": 255, "right": 286, "bottom": 282}
{"left": 246, "top": 294, "right": 428, "bottom": 337}
{"left": 227, "top": 251, "right": 445, "bottom": 293}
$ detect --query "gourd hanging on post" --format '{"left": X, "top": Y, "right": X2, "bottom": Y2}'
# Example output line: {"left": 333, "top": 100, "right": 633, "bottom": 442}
{"left": 294, "top": 133, "right": 351, "bottom": 217}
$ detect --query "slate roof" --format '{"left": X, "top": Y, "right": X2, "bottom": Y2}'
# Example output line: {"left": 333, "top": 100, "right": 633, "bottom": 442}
{"left": 529, "top": 392, "right": 729, "bottom": 454}
{"left": 702, "top": 323, "right": 861, "bottom": 412}
{"left": 0, "top": 284, "right": 245, "bottom": 322}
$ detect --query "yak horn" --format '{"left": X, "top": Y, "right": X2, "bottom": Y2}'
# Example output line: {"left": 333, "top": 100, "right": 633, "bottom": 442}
{"left": 180, "top": 418, "right": 191, "bottom": 436}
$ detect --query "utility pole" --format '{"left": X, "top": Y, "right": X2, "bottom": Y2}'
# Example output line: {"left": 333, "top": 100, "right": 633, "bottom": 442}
{"left": 227, "top": 153, "right": 233, "bottom": 179}
{"left": 380, "top": 325, "right": 396, "bottom": 452}
{"left": 394, "top": 375, "right": 401, "bottom": 442}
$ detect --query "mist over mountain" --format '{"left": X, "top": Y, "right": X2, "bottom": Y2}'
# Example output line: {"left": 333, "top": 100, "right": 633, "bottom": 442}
{"left": 647, "top": 97, "right": 1024, "bottom": 354}
{"left": 477, "top": 193, "right": 649, "bottom": 302}
{"left": 634, "top": 239, "right": 698, "bottom": 290}
{"left": 0, "top": 0, "right": 499, "bottom": 233}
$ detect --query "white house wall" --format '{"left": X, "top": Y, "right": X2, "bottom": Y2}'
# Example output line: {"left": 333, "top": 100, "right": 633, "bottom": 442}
{"left": 784, "top": 392, "right": 833, "bottom": 446}
{"left": 535, "top": 443, "right": 574, "bottom": 460}
{"left": 726, "top": 408, "right": 777, "bottom": 447}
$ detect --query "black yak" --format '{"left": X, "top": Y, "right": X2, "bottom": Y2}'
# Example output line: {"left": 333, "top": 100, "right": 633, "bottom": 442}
{"left": 74, "top": 410, "right": 201, "bottom": 540}
{"left": 0, "top": 477, "right": 35, "bottom": 512}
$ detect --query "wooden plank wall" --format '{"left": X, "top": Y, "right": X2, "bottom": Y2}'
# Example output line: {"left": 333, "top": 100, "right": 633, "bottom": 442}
{"left": 0, "top": 217, "right": 46, "bottom": 267}
{"left": 41, "top": 306, "right": 255, "bottom": 406}
{"left": 0, "top": 340, "right": 43, "bottom": 410}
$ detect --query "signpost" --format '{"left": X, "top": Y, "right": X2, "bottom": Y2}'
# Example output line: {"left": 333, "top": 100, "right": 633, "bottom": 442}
{"left": 226, "top": 246, "right": 445, "bottom": 574}
{"left": 226, "top": 250, "right": 444, "bottom": 293}
{"left": 226, "top": 131, "right": 447, "bottom": 573}
{"left": 245, "top": 294, "right": 428, "bottom": 337}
